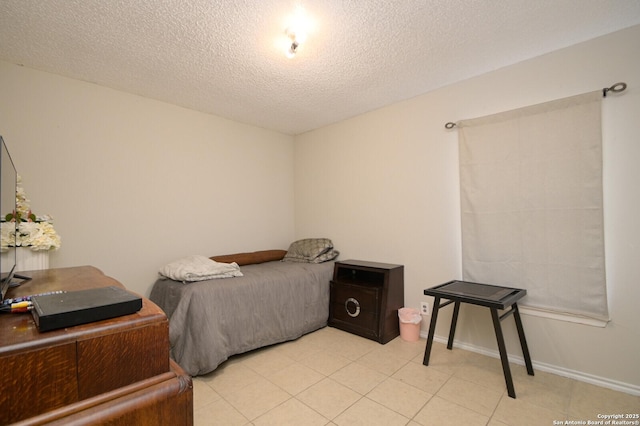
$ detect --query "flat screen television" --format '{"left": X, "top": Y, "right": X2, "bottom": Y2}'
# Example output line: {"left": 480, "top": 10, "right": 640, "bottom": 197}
{"left": 1, "top": 135, "right": 18, "bottom": 300}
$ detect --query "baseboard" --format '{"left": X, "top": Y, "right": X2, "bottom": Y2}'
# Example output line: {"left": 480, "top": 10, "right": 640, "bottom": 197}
{"left": 423, "top": 332, "right": 640, "bottom": 397}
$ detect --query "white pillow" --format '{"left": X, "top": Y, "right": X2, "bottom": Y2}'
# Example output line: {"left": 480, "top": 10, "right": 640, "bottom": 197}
{"left": 159, "top": 255, "right": 243, "bottom": 282}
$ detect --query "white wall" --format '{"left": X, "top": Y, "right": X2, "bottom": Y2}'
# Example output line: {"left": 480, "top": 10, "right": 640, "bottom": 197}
{"left": 294, "top": 25, "right": 640, "bottom": 393}
{"left": 0, "top": 61, "right": 296, "bottom": 296}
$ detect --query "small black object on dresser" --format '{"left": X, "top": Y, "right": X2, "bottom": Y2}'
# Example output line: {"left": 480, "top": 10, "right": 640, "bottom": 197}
{"left": 31, "top": 286, "right": 142, "bottom": 332}
{"left": 329, "top": 260, "right": 404, "bottom": 344}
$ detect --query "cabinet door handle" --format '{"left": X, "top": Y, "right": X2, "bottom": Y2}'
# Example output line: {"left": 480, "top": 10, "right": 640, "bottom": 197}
{"left": 345, "top": 297, "right": 361, "bottom": 317}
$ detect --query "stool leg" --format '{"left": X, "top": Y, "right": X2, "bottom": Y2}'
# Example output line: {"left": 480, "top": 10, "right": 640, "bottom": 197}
{"left": 423, "top": 296, "right": 441, "bottom": 366}
{"left": 513, "top": 303, "right": 534, "bottom": 376}
{"left": 447, "top": 301, "right": 460, "bottom": 350}
{"left": 491, "top": 308, "right": 516, "bottom": 398}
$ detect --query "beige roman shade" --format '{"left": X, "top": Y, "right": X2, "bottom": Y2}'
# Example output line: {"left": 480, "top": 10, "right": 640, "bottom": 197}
{"left": 457, "top": 91, "right": 609, "bottom": 322}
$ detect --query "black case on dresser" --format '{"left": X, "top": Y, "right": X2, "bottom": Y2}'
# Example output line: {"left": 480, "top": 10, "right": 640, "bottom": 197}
{"left": 329, "top": 260, "right": 404, "bottom": 344}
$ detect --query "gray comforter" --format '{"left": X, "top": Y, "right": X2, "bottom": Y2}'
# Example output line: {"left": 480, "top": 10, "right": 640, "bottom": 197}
{"left": 149, "top": 261, "right": 334, "bottom": 376}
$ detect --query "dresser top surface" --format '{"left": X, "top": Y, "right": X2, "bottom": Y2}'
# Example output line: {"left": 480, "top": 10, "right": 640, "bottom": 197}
{"left": 0, "top": 266, "right": 166, "bottom": 355}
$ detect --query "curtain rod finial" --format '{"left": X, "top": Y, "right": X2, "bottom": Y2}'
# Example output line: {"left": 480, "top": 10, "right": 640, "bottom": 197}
{"left": 603, "top": 82, "right": 627, "bottom": 97}
{"left": 445, "top": 122, "right": 457, "bottom": 129}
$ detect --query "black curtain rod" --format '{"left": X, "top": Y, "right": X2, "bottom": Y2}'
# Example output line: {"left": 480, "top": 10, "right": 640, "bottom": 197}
{"left": 444, "top": 82, "right": 627, "bottom": 130}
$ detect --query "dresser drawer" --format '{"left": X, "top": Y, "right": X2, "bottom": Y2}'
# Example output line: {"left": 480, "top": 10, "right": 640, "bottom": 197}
{"left": 329, "top": 281, "right": 381, "bottom": 338}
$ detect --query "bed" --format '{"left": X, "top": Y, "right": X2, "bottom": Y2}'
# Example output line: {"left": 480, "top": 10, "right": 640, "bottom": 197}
{"left": 149, "top": 240, "right": 338, "bottom": 376}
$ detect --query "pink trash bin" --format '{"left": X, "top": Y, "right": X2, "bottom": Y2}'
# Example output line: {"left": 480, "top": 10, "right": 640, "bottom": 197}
{"left": 398, "top": 307, "right": 422, "bottom": 342}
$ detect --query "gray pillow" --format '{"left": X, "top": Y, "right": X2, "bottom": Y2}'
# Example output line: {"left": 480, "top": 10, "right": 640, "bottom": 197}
{"left": 283, "top": 238, "right": 339, "bottom": 263}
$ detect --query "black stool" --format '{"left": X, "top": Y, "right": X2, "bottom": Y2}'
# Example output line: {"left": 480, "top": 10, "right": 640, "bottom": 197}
{"left": 422, "top": 280, "right": 534, "bottom": 398}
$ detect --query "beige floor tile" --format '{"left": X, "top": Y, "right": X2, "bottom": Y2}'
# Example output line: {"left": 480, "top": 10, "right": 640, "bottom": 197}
{"left": 224, "top": 376, "right": 291, "bottom": 421}
{"left": 422, "top": 341, "right": 471, "bottom": 375}
{"left": 253, "top": 398, "right": 329, "bottom": 426}
{"left": 411, "top": 351, "right": 426, "bottom": 364}
{"left": 366, "top": 377, "right": 433, "bottom": 418}
{"left": 512, "top": 364, "right": 572, "bottom": 391}
{"left": 330, "top": 361, "right": 388, "bottom": 395}
{"left": 392, "top": 360, "right": 451, "bottom": 394}
{"left": 508, "top": 368, "right": 573, "bottom": 413}
{"left": 333, "top": 397, "right": 410, "bottom": 426}
{"left": 241, "top": 345, "right": 296, "bottom": 377}
{"left": 493, "top": 394, "right": 566, "bottom": 426}
{"left": 376, "top": 335, "right": 427, "bottom": 361}
{"left": 300, "top": 326, "right": 345, "bottom": 347}
{"left": 357, "top": 347, "right": 412, "bottom": 376}
{"left": 319, "top": 329, "right": 380, "bottom": 360}
{"left": 568, "top": 381, "right": 640, "bottom": 420}
{"left": 296, "top": 378, "right": 361, "bottom": 420}
{"left": 194, "top": 397, "right": 249, "bottom": 426}
{"left": 192, "top": 378, "right": 221, "bottom": 411}
{"left": 274, "top": 335, "right": 325, "bottom": 361}
{"left": 199, "top": 362, "right": 262, "bottom": 398}
{"left": 266, "top": 361, "right": 324, "bottom": 395}
{"left": 413, "top": 396, "right": 490, "bottom": 426}
{"left": 464, "top": 350, "right": 505, "bottom": 370}
{"left": 487, "top": 419, "right": 510, "bottom": 426}
{"left": 452, "top": 362, "right": 511, "bottom": 393}
{"left": 299, "top": 348, "right": 352, "bottom": 376}
{"left": 436, "top": 376, "right": 503, "bottom": 417}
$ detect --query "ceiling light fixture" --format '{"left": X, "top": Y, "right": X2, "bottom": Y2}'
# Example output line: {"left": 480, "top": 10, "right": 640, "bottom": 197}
{"left": 285, "top": 27, "right": 306, "bottom": 59}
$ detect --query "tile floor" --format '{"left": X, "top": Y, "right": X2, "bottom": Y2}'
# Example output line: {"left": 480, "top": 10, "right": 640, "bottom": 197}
{"left": 192, "top": 327, "right": 639, "bottom": 426}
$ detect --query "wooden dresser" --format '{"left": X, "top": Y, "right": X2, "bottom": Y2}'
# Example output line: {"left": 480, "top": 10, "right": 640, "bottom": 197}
{"left": 0, "top": 266, "right": 193, "bottom": 425}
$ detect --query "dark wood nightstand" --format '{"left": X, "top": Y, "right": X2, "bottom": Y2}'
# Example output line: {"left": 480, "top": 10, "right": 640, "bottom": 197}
{"left": 329, "top": 260, "right": 404, "bottom": 344}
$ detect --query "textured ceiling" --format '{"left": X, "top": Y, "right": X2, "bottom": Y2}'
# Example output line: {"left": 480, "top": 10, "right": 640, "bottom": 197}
{"left": 1, "top": 1, "right": 639, "bottom": 135}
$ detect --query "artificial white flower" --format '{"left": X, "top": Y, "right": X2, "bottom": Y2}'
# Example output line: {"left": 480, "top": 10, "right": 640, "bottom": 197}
{"left": 16, "top": 222, "right": 61, "bottom": 251}
{"left": 0, "top": 175, "right": 61, "bottom": 251}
